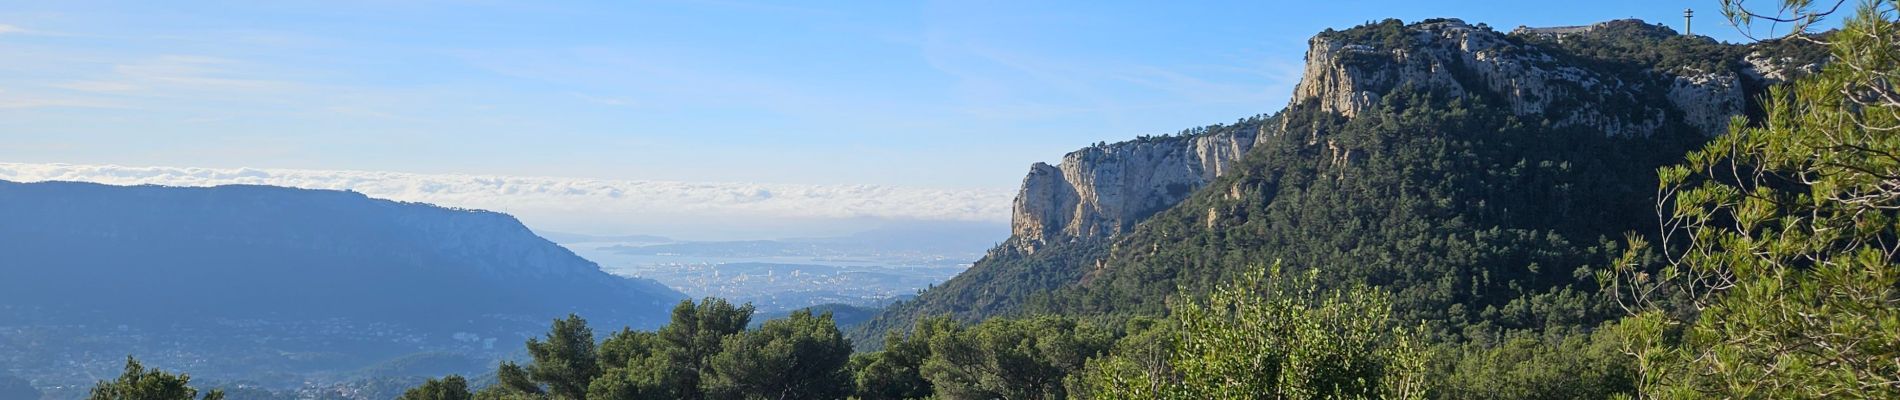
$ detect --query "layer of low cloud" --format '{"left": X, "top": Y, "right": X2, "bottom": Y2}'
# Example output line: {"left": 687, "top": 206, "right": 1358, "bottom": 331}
{"left": 0, "top": 162, "right": 1013, "bottom": 239}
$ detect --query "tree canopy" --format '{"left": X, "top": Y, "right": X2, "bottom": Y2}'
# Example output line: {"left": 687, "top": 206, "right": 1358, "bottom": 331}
{"left": 1606, "top": 0, "right": 1900, "bottom": 397}
{"left": 86, "top": 357, "right": 224, "bottom": 400}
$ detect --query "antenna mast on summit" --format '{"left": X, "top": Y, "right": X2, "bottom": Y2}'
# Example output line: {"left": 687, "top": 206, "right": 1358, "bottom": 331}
{"left": 1684, "top": 8, "right": 1695, "bottom": 35}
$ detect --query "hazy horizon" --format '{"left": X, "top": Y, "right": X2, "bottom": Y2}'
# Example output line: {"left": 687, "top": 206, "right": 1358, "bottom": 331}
{"left": 0, "top": 161, "right": 1010, "bottom": 240}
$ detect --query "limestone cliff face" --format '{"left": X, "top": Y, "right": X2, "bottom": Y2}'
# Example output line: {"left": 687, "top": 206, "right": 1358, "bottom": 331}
{"left": 1009, "top": 122, "right": 1267, "bottom": 252}
{"left": 857, "top": 17, "right": 1835, "bottom": 347}
{"left": 1297, "top": 19, "right": 1748, "bottom": 137}
{"left": 1004, "top": 18, "right": 1818, "bottom": 254}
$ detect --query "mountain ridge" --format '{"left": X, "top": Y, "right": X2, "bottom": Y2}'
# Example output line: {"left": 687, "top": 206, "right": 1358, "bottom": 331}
{"left": 0, "top": 179, "right": 685, "bottom": 386}
{"left": 851, "top": 17, "right": 1826, "bottom": 347}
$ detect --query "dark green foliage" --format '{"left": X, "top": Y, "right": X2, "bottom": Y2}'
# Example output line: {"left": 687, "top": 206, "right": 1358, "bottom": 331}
{"left": 86, "top": 357, "right": 225, "bottom": 400}
{"left": 578, "top": 298, "right": 758, "bottom": 400}
{"left": 919, "top": 315, "right": 1114, "bottom": 400}
{"left": 585, "top": 328, "right": 667, "bottom": 399}
{"left": 850, "top": 315, "right": 1119, "bottom": 400}
{"left": 594, "top": 329, "right": 660, "bottom": 375}
{"left": 1325, "top": 18, "right": 1412, "bottom": 50}
{"left": 397, "top": 375, "right": 471, "bottom": 400}
{"left": 850, "top": 317, "right": 959, "bottom": 400}
{"left": 1518, "top": 19, "right": 1743, "bottom": 75}
{"left": 704, "top": 310, "right": 853, "bottom": 399}
{"left": 652, "top": 298, "right": 754, "bottom": 400}
{"left": 494, "top": 362, "right": 543, "bottom": 396}
{"left": 473, "top": 385, "right": 542, "bottom": 400}
{"left": 470, "top": 317, "right": 602, "bottom": 399}
{"left": 1604, "top": 2, "right": 1900, "bottom": 397}
{"left": 525, "top": 314, "right": 599, "bottom": 400}
{"left": 583, "top": 367, "right": 663, "bottom": 400}
{"left": 1074, "top": 267, "right": 1428, "bottom": 399}
{"left": 852, "top": 239, "right": 1107, "bottom": 349}
{"left": 1426, "top": 328, "right": 1634, "bottom": 399}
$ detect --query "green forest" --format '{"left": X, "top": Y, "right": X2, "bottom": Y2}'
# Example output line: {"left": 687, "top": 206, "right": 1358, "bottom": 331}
{"left": 80, "top": 1, "right": 1899, "bottom": 399}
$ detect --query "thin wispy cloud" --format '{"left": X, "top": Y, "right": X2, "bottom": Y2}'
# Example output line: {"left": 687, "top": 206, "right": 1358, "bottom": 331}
{"left": 0, "top": 95, "right": 121, "bottom": 109}
{"left": 77, "top": 55, "right": 300, "bottom": 95}
{"left": 0, "top": 99, "right": 87, "bottom": 108}
{"left": 0, "top": 163, "right": 1014, "bottom": 237}
{"left": 50, "top": 80, "right": 140, "bottom": 93}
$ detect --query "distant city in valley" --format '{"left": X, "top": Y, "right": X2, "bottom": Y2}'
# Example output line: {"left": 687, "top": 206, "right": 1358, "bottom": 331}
{"left": 540, "top": 223, "right": 1002, "bottom": 313}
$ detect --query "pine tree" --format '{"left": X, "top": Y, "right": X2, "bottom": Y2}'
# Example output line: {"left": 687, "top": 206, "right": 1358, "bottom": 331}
{"left": 86, "top": 357, "right": 225, "bottom": 400}
{"left": 398, "top": 375, "right": 472, "bottom": 400}
{"left": 1607, "top": 0, "right": 1900, "bottom": 397}
{"left": 526, "top": 314, "right": 601, "bottom": 400}
{"left": 654, "top": 298, "right": 754, "bottom": 400}
{"left": 704, "top": 310, "right": 854, "bottom": 399}
{"left": 1075, "top": 265, "right": 1426, "bottom": 399}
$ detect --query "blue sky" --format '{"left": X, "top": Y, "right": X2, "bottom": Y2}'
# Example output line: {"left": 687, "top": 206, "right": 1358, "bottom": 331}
{"left": 0, "top": 0, "right": 1808, "bottom": 192}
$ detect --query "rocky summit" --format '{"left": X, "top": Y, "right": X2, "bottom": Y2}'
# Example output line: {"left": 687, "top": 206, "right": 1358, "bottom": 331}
{"left": 1002, "top": 17, "right": 1816, "bottom": 257}
{"left": 855, "top": 17, "right": 1828, "bottom": 347}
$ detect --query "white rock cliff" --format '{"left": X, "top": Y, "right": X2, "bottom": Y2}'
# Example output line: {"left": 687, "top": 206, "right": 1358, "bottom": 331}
{"left": 1010, "top": 124, "right": 1266, "bottom": 252}
{"left": 1005, "top": 18, "right": 1814, "bottom": 253}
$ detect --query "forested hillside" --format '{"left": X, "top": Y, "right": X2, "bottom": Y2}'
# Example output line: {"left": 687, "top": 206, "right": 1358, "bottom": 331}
{"left": 852, "top": 15, "right": 1836, "bottom": 343}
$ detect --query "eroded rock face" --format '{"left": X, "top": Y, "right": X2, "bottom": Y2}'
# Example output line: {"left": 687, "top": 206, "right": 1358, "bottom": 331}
{"left": 1668, "top": 72, "right": 1746, "bottom": 136}
{"left": 1004, "top": 18, "right": 1819, "bottom": 254}
{"left": 1743, "top": 51, "right": 1824, "bottom": 84}
{"left": 1292, "top": 19, "right": 1753, "bottom": 137}
{"left": 1009, "top": 123, "right": 1266, "bottom": 252}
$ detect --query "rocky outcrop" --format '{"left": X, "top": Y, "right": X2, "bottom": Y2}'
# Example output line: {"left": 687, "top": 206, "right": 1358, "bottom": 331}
{"left": 1292, "top": 19, "right": 1754, "bottom": 137}
{"left": 1009, "top": 122, "right": 1268, "bottom": 252}
{"left": 1003, "top": 18, "right": 1822, "bottom": 255}
{"left": 1667, "top": 72, "right": 1746, "bottom": 136}
{"left": 860, "top": 16, "right": 1832, "bottom": 349}
{"left": 1742, "top": 51, "right": 1825, "bottom": 83}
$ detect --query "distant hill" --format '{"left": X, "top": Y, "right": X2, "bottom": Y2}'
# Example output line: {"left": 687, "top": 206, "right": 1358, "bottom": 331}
{"left": 0, "top": 180, "right": 685, "bottom": 387}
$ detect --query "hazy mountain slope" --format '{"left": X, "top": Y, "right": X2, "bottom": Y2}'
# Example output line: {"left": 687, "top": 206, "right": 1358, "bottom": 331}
{"left": 0, "top": 180, "right": 682, "bottom": 326}
{"left": 0, "top": 180, "right": 684, "bottom": 386}
{"left": 853, "top": 18, "right": 1825, "bottom": 346}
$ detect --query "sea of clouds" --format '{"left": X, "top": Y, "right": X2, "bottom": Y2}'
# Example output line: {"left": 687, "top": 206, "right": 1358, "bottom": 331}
{"left": 0, "top": 162, "right": 1013, "bottom": 239}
